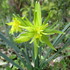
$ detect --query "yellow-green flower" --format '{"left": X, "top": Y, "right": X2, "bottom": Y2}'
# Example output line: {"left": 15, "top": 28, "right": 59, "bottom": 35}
{"left": 6, "top": 17, "right": 22, "bottom": 34}
{"left": 7, "top": 2, "right": 63, "bottom": 59}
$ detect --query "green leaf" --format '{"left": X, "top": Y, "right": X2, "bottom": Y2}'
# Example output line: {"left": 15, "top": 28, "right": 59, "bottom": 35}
{"left": 0, "top": 32, "right": 32, "bottom": 70}
{"left": 40, "top": 23, "right": 70, "bottom": 68}
{"left": 43, "top": 11, "right": 54, "bottom": 24}
{"left": 41, "top": 35, "right": 56, "bottom": 51}
{"left": 42, "top": 38, "right": 70, "bottom": 69}
{"left": 53, "top": 23, "right": 70, "bottom": 45}
{"left": 0, "top": 52, "right": 23, "bottom": 70}
{"left": 9, "top": 54, "right": 16, "bottom": 59}
{"left": 49, "top": 21, "right": 59, "bottom": 29}
{"left": 6, "top": 66, "right": 12, "bottom": 70}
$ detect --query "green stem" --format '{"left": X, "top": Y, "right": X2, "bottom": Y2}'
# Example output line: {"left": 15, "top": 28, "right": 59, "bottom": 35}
{"left": 34, "top": 56, "right": 39, "bottom": 70}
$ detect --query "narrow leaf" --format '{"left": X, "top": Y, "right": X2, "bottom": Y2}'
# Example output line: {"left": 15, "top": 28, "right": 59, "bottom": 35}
{"left": 42, "top": 38, "right": 70, "bottom": 69}
{"left": 42, "top": 35, "right": 56, "bottom": 50}
{"left": 0, "top": 52, "right": 23, "bottom": 70}
{"left": 0, "top": 32, "right": 32, "bottom": 69}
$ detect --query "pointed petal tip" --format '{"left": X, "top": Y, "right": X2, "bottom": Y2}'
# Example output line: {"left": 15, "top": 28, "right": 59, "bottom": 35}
{"left": 36, "top": 1, "right": 40, "bottom": 4}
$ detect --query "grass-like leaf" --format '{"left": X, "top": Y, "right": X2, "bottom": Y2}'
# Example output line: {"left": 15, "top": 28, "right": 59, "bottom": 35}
{"left": 42, "top": 38, "right": 70, "bottom": 69}
{"left": 40, "top": 23, "right": 70, "bottom": 68}
{"left": 0, "top": 52, "right": 23, "bottom": 70}
{"left": 0, "top": 32, "right": 32, "bottom": 70}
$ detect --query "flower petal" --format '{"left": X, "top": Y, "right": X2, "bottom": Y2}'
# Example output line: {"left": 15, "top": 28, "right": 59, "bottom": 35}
{"left": 45, "top": 29, "right": 64, "bottom": 34}
{"left": 14, "top": 32, "right": 34, "bottom": 43}
{"left": 34, "top": 2, "right": 42, "bottom": 26}
{"left": 14, "top": 36, "right": 31, "bottom": 43}
{"left": 6, "top": 22, "right": 14, "bottom": 26}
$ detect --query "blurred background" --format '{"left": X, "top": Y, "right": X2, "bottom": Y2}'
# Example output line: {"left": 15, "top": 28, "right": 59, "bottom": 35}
{"left": 0, "top": 0, "right": 70, "bottom": 24}
{"left": 0, "top": 0, "right": 70, "bottom": 70}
